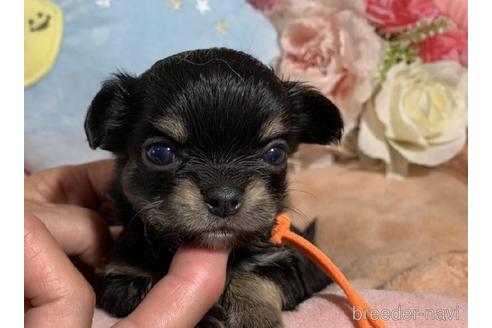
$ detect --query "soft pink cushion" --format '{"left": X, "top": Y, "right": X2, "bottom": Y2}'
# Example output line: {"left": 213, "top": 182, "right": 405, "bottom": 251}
{"left": 284, "top": 289, "right": 466, "bottom": 328}
{"left": 92, "top": 288, "right": 467, "bottom": 327}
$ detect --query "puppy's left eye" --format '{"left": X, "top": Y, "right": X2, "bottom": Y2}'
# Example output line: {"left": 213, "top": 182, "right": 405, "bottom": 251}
{"left": 263, "top": 147, "right": 287, "bottom": 166}
{"left": 146, "top": 143, "right": 176, "bottom": 166}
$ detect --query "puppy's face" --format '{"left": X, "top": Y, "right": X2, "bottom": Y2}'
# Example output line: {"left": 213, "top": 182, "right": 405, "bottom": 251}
{"left": 85, "top": 48, "right": 342, "bottom": 248}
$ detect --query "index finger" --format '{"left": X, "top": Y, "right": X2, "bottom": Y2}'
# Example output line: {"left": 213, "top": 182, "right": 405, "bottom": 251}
{"left": 25, "top": 160, "right": 114, "bottom": 208}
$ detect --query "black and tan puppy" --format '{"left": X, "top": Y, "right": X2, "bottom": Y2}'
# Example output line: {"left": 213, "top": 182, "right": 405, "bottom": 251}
{"left": 85, "top": 48, "right": 343, "bottom": 327}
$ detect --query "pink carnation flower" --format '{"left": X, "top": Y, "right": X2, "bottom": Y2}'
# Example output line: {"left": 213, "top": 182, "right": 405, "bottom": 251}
{"left": 273, "top": 0, "right": 384, "bottom": 132}
{"left": 365, "top": 0, "right": 468, "bottom": 65}
{"left": 418, "top": 28, "right": 468, "bottom": 65}
{"left": 365, "top": 0, "right": 438, "bottom": 32}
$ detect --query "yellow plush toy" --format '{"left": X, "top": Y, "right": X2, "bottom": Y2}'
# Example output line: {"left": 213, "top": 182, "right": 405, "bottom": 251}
{"left": 24, "top": 0, "right": 63, "bottom": 87}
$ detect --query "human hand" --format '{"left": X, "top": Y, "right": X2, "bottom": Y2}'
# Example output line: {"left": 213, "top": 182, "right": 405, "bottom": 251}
{"left": 25, "top": 160, "right": 229, "bottom": 328}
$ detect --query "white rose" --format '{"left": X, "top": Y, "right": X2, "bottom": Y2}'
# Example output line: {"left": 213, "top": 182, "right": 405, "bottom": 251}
{"left": 358, "top": 61, "right": 467, "bottom": 176}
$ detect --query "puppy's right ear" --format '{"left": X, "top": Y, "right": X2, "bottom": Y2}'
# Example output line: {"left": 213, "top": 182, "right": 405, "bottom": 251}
{"left": 84, "top": 73, "right": 138, "bottom": 152}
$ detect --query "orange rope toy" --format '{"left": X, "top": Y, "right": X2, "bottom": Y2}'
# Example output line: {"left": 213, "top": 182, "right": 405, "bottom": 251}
{"left": 271, "top": 214, "right": 386, "bottom": 328}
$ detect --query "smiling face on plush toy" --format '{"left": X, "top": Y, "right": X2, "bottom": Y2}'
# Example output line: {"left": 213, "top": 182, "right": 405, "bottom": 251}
{"left": 24, "top": 0, "right": 63, "bottom": 87}
{"left": 28, "top": 11, "right": 51, "bottom": 32}
{"left": 84, "top": 48, "right": 343, "bottom": 248}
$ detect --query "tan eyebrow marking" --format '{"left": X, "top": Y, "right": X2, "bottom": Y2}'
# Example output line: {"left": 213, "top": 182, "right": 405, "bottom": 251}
{"left": 151, "top": 115, "right": 188, "bottom": 143}
{"left": 259, "top": 116, "right": 287, "bottom": 142}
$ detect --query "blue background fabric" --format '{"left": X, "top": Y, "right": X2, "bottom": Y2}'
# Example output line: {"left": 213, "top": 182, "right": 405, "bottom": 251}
{"left": 25, "top": 0, "right": 279, "bottom": 171}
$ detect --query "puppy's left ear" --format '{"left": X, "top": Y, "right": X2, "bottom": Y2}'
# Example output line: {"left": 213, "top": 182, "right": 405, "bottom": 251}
{"left": 284, "top": 81, "right": 343, "bottom": 145}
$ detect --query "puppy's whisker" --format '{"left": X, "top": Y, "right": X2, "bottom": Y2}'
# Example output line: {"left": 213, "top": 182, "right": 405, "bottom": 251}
{"left": 284, "top": 205, "right": 310, "bottom": 226}
{"left": 287, "top": 188, "right": 318, "bottom": 202}
{"left": 128, "top": 200, "right": 163, "bottom": 227}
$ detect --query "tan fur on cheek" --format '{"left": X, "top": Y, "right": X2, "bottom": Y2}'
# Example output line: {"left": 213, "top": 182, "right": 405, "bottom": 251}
{"left": 238, "top": 178, "right": 277, "bottom": 233}
{"left": 169, "top": 179, "right": 204, "bottom": 212}
{"left": 245, "top": 179, "right": 270, "bottom": 207}
{"left": 161, "top": 179, "right": 215, "bottom": 233}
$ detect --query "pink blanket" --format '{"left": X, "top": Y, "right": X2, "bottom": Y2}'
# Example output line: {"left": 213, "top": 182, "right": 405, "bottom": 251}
{"left": 92, "top": 288, "right": 467, "bottom": 327}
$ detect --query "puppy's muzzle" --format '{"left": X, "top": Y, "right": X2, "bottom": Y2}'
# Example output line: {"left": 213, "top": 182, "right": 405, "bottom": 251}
{"left": 204, "top": 186, "right": 243, "bottom": 217}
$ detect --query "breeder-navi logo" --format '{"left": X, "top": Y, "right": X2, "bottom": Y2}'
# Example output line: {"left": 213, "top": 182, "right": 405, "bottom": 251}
{"left": 353, "top": 305, "right": 461, "bottom": 322}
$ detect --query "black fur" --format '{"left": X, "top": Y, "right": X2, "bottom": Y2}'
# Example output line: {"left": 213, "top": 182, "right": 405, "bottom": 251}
{"left": 85, "top": 48, "right": 343, "bottom": 326}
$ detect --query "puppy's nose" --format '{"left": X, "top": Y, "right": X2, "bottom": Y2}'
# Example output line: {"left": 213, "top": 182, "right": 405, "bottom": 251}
{"left": 204, "top": 186, "right": 243, "bottom": 217}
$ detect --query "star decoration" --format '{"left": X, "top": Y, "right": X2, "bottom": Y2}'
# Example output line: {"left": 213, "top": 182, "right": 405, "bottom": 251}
{"left": 196, "top": 0, "right": 210, "bottom": 14}
{"left": 96, "top": 0, "right": 111, "bottom": 8}
{"left": 215, "top": 20, "right": 228, "bottom": 34}
{"left": 169, "top": 0, "right": 182, "bottom": 11}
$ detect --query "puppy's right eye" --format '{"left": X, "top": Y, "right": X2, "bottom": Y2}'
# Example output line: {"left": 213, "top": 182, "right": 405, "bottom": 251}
{"left": 145, "top": 143, "right": 176, "bottom": 166}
